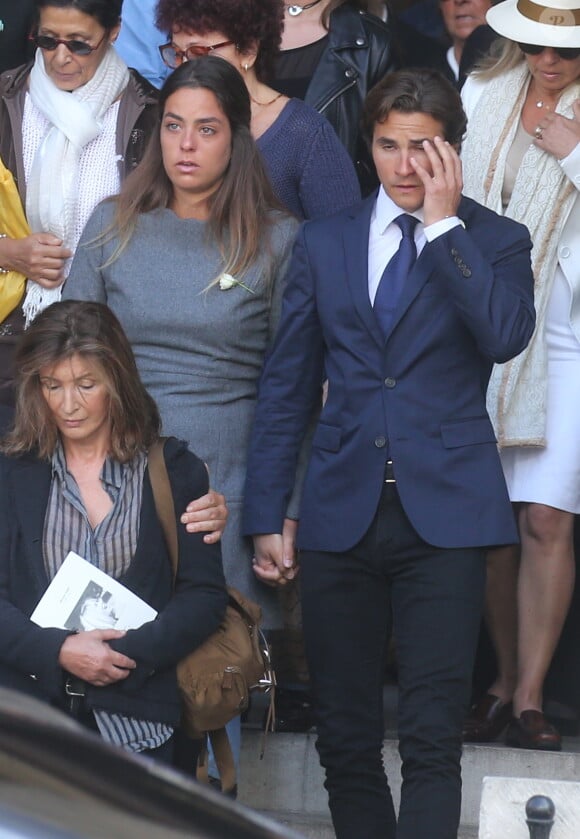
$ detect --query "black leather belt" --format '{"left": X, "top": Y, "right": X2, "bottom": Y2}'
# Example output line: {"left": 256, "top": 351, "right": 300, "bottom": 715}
{"left": 385, "top": 460, "right": 396, "bottom": 484}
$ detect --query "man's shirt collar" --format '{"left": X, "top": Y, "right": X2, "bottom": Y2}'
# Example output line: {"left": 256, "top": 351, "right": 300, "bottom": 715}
{"left": 374, "top": 186, "right": 424, "bottom": 235}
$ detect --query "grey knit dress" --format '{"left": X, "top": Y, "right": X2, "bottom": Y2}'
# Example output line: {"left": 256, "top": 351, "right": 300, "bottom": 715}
{"left": 65, "top": 202, "right": 299, "bottom": 626}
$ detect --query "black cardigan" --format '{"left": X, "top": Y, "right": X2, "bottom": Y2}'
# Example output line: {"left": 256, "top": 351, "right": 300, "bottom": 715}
{"left": 0, "top": 438, "right": 228, "bottom": 725}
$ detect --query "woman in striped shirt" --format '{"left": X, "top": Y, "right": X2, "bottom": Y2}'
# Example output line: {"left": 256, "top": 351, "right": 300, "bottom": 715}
{"left": 0, "top": 300, "right": 228, "bottom": 761}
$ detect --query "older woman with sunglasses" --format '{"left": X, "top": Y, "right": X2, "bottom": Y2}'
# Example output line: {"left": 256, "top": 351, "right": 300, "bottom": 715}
{"left": 155, "top": 0, "right": 361, "bottom": 221}
{"left": 0, "top": 0, "right": 154, "bottom": 405}
{"left": 460, "top": 0, "right": 580, "bottom": 751}
{"left": 0, "top": 0, "right": 227, "bottom": 539}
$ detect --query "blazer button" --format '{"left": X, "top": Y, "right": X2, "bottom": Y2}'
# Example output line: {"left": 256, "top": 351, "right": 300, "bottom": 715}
{"left": 462, "top": 268, "right": 472, "bottom": 278}
{"left": 374, "top": 436, "right": 387, "bottom": 448}
{"left": 345, "top": 68, "right": 356, "bottom": 78}
{"left": 451, "top": 248, "right": 459, "bottom": 257}
{"left": 356, "top": 38, "right": 365, "bottom": 46}
{"left": 384, "top": 377, "right": 396, "bottom": 388}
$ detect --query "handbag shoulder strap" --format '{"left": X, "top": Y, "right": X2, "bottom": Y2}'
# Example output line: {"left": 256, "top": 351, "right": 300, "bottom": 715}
{"left": 148, "top": 437, "right": 178, "bottom": 583}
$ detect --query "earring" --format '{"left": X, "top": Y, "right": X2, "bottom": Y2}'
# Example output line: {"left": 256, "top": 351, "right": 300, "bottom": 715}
{"left": 243, "top": 62, "right": 250, "bottom": 71}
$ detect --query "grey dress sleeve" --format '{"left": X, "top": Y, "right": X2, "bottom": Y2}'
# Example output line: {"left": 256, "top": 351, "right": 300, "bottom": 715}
{"left": 64, "top": 201, "right": 113, "bottom": 303}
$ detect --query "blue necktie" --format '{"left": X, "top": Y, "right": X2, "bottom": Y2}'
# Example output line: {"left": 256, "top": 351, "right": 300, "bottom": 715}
{"left": 373, "top": 214, "right": 418, "bottom": 337}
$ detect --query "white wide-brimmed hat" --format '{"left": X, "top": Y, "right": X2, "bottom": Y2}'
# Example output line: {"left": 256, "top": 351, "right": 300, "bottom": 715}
{"left": 487, "top": 0, "right": 580, "bottom": 47}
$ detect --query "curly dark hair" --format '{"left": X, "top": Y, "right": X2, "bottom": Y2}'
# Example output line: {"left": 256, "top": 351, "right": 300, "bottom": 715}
{"left": 155, "top": 0, "right": 284, "bottom": 83}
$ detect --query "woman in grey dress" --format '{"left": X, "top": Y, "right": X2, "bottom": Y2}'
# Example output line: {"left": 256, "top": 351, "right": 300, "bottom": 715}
{"left": 65, "top": 57, "right": 299, "bottom": 784}
{"left": 65, "top": 57, "right": 300, "bottom": 624}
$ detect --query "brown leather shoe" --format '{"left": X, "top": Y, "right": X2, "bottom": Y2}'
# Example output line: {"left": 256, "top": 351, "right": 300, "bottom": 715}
{"left": 505, "top": 710, "right": 562, "bottom": 751}
{"left": 463, "top": 693, "right": 513, "bottom": 742}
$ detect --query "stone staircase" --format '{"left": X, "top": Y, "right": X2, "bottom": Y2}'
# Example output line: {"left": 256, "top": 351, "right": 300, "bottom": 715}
{"left": 239, "top": 730, "right": 580, "bottom": 837}
{"left": 237, "top": 688, "right": 580, "bottom": 838}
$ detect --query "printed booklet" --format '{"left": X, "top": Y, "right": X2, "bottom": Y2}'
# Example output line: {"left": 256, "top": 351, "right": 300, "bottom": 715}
{"left": 31, "top": 551, "right": 157, "bottom": 632}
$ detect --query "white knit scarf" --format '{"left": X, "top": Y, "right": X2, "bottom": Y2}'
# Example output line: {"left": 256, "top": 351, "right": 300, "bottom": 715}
{"left": 23, "top": 46, "right": 129, "bottom": 326}
{"left": 462, "top": 63, "right": 579, "bottom": 448}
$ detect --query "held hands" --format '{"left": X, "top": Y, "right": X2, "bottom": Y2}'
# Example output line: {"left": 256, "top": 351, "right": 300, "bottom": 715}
{"left": 181, "top": 489, "right": 228, "bottom": 543}
{"left": 252, "top": 518, "right": 299, "bottom": 587}
{"left": 534, "top": 100, "right": 580, "bottom": 161}
{"left": 58, "top": 629, "right": 136, "bottom": 687}
{"left": 410, "top": 136, "right": 462, "bottom": 227}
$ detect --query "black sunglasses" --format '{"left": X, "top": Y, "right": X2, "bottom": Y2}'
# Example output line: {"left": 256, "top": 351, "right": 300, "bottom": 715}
{"left": 518, "top": 42, "right": 580, "bottom": 60}
{"left": 158, "top": 40, "right": 235, "bottom": 69}
{"left": 30, "top": 32, "right": 107, "bottom": 56}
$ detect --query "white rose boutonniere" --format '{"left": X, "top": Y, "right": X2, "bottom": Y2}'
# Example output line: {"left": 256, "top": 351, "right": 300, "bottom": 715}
{"left": 218, "top": 273, "right": 255, "bottom": 294}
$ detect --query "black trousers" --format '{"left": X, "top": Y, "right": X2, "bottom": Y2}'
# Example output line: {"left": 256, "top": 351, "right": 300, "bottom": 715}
{"left": 300, "top": 483, "right": 486, "bottom": 839}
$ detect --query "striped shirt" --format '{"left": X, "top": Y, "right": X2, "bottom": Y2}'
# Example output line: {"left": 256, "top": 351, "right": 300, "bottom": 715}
{"left": 44, "top": 443, "right": 172, "bottom": 752}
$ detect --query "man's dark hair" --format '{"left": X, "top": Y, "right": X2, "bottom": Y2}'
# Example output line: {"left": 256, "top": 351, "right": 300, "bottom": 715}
{"left": 362, "top": 68, "right": 467, "bottom": 150}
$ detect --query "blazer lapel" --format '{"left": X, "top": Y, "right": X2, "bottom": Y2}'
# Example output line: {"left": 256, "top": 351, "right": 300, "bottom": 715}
{"left": 343, "top": 194, "right": 385, "bottom": 350}
{"left": 12, "top": 457, "right": 52, "bottom": 593}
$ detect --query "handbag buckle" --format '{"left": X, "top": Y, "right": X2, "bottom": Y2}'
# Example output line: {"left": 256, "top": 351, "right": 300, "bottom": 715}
{"left": 65, "top": 677, "right": 86, "bottom": 697}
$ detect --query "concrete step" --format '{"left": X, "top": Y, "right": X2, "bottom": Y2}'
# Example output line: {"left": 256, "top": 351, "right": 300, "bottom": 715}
{"left": 272, "top": 814, "right": 333, "bottom": 839}
{"left": 270, "top": 813, "right": 479, "bottom": 839}
{"left": 238, "top": 729, "right": 580, "bottom": 836}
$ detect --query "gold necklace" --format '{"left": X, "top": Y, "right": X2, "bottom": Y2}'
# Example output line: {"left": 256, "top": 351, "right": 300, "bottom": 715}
{"left": 250, "top": 91, "right": 283, "bottom": 107}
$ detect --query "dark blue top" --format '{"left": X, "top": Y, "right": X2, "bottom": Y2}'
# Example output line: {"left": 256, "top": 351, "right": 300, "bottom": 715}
{"left": 257, "top": 97, "right": 360, "bottom": 221}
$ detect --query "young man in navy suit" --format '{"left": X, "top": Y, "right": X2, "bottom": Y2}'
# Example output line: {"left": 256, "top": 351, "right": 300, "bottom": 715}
{"left": 243, "top": 69, "right": 535, "bottom": 839}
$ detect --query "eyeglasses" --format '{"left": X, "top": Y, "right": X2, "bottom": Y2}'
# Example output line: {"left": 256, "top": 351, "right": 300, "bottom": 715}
{"left": 30, "top": 32, "right": 107, "bottom": 56}
{"left": 518, "top": 42, "right": 580, "bottom": 60}
{"left": 159, "top": 40, "right": 235, "bottom": 69}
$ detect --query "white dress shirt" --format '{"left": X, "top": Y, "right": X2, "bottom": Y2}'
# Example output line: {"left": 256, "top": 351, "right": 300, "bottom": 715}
{"left": 368, "top": 186, "right": 461, "bottom": 304}
{"left": 446, "top": 46, "right": 460, "bottom": 82}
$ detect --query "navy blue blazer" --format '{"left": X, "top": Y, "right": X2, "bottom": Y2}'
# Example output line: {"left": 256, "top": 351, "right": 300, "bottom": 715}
{"left": 243, "top": 194, "right": 536, "bottom": 552}
{"left": 0, "top": 438, "right": 227, "bottom": 725}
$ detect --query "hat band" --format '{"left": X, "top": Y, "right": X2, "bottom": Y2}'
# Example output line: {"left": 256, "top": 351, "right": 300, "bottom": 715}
{"left": 517, "top": 0, "right": 580, "bottom": 26}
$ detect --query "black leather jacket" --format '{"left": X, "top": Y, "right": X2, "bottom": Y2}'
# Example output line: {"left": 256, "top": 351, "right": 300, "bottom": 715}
{"left": 303, "top": 5, "right": 394, "bottom": 194}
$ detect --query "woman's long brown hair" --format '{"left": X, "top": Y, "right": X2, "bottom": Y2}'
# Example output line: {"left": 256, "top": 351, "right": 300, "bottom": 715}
{"left": 2, "top": 301, "right": 161, "bottom": 461}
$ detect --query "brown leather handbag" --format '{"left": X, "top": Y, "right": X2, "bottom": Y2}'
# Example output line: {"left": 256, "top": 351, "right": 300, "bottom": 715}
{"left": 147, "top": 439, "right": 275, "bottom": 791}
